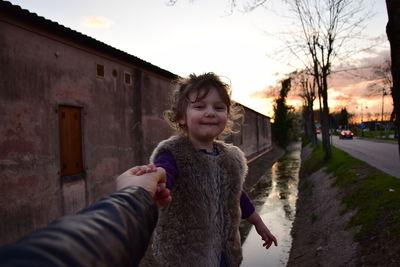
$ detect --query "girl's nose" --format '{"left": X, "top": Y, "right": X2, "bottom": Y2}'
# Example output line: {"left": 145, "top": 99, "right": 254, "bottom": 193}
{"left": 204, "top": 107, "right": 216, "bottom": 117}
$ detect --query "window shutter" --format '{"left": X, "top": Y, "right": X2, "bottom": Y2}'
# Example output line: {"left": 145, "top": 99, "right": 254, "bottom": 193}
{"left": 59, "top": 106, "right": 84, "bottom": 176}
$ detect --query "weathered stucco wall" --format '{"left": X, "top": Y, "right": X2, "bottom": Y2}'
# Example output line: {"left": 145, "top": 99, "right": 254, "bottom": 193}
{"left": 140, "top": 73, "right": 175, "bottom": 162}
{"left": 0, "top": 16, "right": 143, "bottom": 245}
{"left": 239, "top": 107, "right": 272, "bottom": 157}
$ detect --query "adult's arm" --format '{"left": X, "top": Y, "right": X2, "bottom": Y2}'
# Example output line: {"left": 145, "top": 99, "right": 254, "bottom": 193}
{"left": 0, "top": 186, "right": 158, "bottom": 267}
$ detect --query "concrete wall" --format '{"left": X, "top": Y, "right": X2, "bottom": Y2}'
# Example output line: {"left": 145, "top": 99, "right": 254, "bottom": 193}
{"left": 0, "top": 1, "right": 271, "bottom": 246}
{"left": 239, "top": 106, "right": 272, "bottom": 157}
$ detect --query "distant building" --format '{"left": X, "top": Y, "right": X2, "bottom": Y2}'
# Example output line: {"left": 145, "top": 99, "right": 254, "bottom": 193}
{"left": 0, "top": 0, "right": 271, "bottom": 245}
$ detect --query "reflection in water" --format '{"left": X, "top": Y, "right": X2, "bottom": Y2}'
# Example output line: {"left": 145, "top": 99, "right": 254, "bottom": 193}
{"left": 241, "top": 141, "right": 301, "bottom": 267}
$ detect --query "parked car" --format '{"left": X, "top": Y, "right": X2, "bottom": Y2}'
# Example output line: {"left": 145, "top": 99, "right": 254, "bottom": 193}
{"left": 339, "top": 130, "right": 354, "bottom": 139}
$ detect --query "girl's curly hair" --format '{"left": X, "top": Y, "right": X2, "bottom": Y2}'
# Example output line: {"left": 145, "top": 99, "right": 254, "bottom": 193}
{"left": 164, "top": 72, "right": 243, "bottom": 138}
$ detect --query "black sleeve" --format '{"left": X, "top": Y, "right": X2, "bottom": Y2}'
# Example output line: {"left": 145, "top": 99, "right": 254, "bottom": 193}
{"left": 0, "top": 186, "right": 158, "bottom": 267}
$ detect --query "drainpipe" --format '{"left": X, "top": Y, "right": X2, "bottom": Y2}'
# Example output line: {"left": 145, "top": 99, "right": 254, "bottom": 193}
{"left": 132, "top": 69, "right": 144, "bottom": 165}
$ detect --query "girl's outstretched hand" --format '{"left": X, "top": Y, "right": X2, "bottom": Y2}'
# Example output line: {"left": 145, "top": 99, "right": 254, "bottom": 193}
{"left": 246, "top": 211, "right": 278, "bottom": 249}
{"left": 254, "top": 222, "right": 278, "bottom": 249}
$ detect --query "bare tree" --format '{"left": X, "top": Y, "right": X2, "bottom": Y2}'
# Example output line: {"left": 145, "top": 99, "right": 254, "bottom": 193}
{"left": 166, "top": 0, "right": 269, "bottom": 12}
{"left": 369, "top": 58, "right": 392, "bottom": 94}
{"left": 273, "top": 0, "right": 373, "bottom": 159}
{"left": 290, "top": 70, "right": 317, "bottom": 144}
{"left": 385, "top": 0, "right": 400, "bottom": 158}
{"left": 367, "top": 57, "right": 394, "bottom": 125}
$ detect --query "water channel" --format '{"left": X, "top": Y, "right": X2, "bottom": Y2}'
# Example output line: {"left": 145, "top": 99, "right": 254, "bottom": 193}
{"left": 241, "top": 141, "right": 302, "bottom": 267}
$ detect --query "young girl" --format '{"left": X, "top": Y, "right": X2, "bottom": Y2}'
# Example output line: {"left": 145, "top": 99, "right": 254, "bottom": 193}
{"left": 140, "top": 73, "right": 277, "bottom": 267}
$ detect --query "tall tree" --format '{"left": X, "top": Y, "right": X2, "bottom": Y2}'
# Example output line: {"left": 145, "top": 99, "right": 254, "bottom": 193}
{"left": 385, "top": 0, "right": 400, "bottom": 158}
{"left": 272, "top": 78, "right": 294, "bottom": 148}
{"left": 284, "top": 0, "right": 372, "bottom": 160}
{"left": 331, "top": 108, "right": 351, "bottom": 129}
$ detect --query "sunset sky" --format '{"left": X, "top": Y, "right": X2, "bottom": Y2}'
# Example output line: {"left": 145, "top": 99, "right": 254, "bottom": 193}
{"left": 7, "top": 0, "right": 391, "bottom": 121}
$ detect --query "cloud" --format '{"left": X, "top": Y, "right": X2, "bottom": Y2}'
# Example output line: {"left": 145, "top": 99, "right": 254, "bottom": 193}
{"left": 250, "top": 84, "right": 279, "bottom": 99}
{"left": 81, "top": 16, "right": 114, "bottom": 28}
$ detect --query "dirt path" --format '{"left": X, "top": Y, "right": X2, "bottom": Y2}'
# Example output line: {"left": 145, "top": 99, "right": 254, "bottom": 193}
{"left": 286, "top": 145, "right": 360, "bottom": 267}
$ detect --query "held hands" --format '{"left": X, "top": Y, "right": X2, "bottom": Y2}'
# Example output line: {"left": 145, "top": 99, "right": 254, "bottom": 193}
{"left": 116, "top": 164, "right": 172, "bottom": 207}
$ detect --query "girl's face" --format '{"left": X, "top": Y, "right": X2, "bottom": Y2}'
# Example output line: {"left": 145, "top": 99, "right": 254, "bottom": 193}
{"left": 180, "top": 87, "right": 228, "bottom": 150}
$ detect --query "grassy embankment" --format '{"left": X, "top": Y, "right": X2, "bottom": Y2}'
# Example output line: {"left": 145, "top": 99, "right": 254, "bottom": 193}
{"left": 301, "top": 138, "right": 400, "bottom": 263}
{"left": 354, "top": 129, "right": 397, "bottom": 142}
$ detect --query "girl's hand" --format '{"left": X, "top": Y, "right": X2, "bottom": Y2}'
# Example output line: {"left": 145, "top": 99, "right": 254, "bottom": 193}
{"left": 254, "top": 222, "right": 278, "bottom": 249}
{"left": 246, "top": 212, "right": 278, "bottom": 249}
{"left": 134, "top": 164, "right": 167, "bottom": 195}
{"left": 135, "top": 164, "right": 157, "bottom": 176}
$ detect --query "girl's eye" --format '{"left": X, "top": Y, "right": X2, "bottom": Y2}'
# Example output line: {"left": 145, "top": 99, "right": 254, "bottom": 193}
{"left": 193, "top": 105, "right": 205, "bottom": 109}
{"left": 215, "top": 106, "right": 226, "bottom": 111}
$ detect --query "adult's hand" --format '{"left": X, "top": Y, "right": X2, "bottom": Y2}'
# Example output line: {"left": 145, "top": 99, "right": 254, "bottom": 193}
{"left": 116, "top": 165, "right": 171, "bottom": 207}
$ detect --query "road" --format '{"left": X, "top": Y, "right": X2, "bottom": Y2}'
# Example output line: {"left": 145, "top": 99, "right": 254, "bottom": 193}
{"left": 320, "top": 135, "right": 400, "bottom": 178}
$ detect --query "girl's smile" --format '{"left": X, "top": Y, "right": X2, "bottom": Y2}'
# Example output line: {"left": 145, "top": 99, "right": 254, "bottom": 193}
{"left": 180, "top": 88, "right": 228, "bottom": 151}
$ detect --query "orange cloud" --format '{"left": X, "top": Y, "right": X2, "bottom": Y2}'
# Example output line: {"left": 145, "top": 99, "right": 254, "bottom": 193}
{"left": 81, "top": 16, "right": 114, "bottom": 28}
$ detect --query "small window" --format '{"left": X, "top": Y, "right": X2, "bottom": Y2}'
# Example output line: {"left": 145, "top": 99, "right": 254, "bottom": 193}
{"left": 97, "top": 64, "right": 104, "bottom": 77}
{"left": 124, "top": 72, "right": 132, "bottom": 85}
{"left": 112, "top": 69, "right": 118, "bottom": 78}
{"left": 59, "top": 106, "right": 84, "bottom": 176}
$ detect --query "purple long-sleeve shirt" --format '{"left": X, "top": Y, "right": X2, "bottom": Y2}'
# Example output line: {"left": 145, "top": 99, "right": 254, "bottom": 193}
{"left": 154, "top": 150, "right": 255, "bottom": 219}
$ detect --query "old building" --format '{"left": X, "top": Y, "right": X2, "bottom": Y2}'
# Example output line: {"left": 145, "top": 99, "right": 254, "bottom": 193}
{"left": 0, "top": 0, "right": 271, "bottom": 246}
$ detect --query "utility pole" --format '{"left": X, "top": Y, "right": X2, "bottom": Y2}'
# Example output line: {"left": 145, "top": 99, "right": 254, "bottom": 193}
{"left": 381, "top": 88, "right": 384, "bottom": 137}
{"left": 381, "top": 88, "right": 387, "bottom": 137}
{"left": 357, "top": 105, "right": 368, "bottom": 137}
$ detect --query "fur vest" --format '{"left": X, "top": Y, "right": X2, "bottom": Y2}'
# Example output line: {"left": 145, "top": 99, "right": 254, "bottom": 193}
{"left": 140, "top": 136, "right": 248, "bottom": 267}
